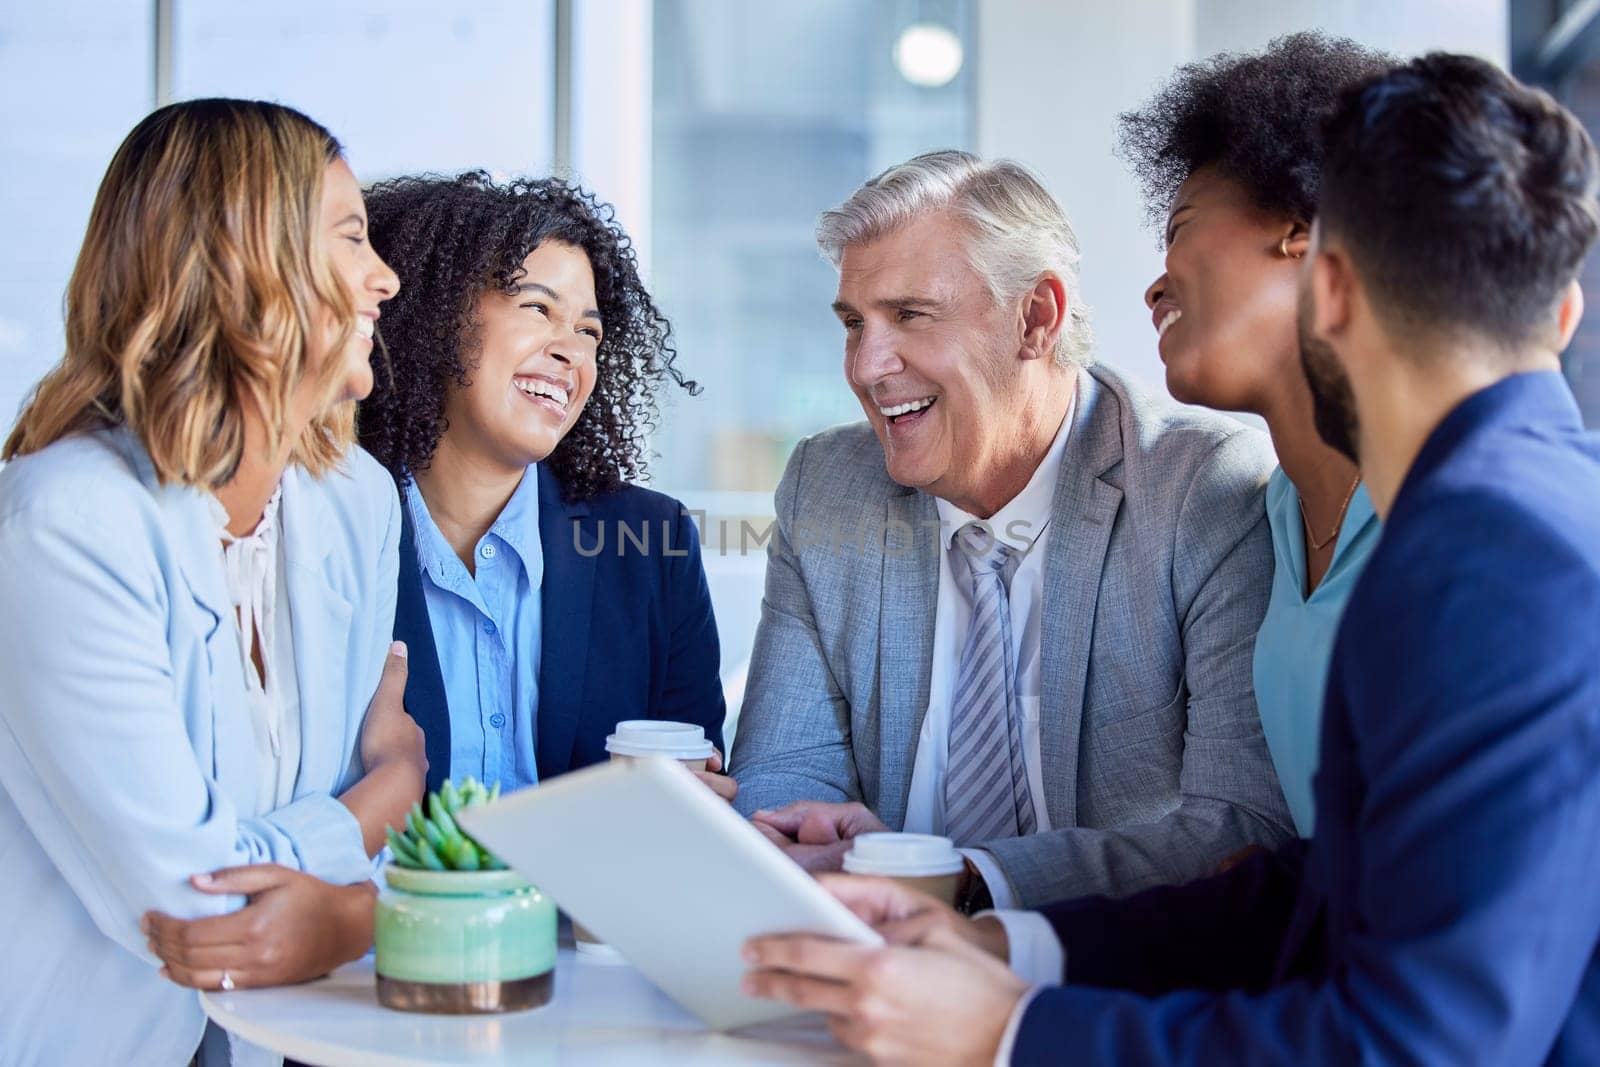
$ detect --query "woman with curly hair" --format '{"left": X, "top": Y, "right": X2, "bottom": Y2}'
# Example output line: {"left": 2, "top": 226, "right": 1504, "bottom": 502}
{"left": 358, "top": 173, "right": 730, "bottom": 801}
{"left": 1120, "top": 32, "right": 1390, "bottom": 837}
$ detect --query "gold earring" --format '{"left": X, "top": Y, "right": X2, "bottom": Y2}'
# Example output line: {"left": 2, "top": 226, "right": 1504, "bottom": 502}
{"left": 1280, "top": 235, "right": 1303, "bottom": 260}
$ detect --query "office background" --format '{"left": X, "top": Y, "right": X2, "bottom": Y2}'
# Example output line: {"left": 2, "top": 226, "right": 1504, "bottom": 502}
{"left": 0, "top": 1, "right": 1587, "bottom": 720}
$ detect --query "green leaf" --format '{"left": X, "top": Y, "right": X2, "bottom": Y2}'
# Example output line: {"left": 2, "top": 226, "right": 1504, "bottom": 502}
{"left": 441, "top": 780, "right": 462, "bottom": 815}
{"left": 413, "top": 836, "right": 446, "bottom": 871}
{"left": 386, "top": 826, "right": 421, "bottom": 867}
{"left": 406, "top": 809, "right": 429, "bottom": 842}
{"left": 431, "top": 801, "right": 465, "bottom": 847}
{"left": 420, "top": 815, "right": 446, "bottom": 851}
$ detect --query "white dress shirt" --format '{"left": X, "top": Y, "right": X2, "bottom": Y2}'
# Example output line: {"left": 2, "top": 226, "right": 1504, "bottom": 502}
{"left": 215, "top": 486, "right": 302, "bottom": 817}
{"left": 901, "top": 396, "right": 1075, "bottom": 907}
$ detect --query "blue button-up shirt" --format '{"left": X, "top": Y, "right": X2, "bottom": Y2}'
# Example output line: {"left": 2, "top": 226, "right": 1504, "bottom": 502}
{"left": 1252, "top": 466, "right": 1379, "bottom": 836}
{"left": 405, "top": 468, "right": 543, "bottom": 791}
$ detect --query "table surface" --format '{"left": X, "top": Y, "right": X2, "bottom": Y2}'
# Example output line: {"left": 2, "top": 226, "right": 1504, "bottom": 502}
{"left": 201, "top": 948, "right": 861, "bottom": 1066}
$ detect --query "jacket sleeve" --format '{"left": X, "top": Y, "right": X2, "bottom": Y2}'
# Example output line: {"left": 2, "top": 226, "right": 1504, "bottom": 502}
{"left": 0, "top": 498, "right": 365, "bottom": 963}
{"left": 983, "top": 432, "right": 1295, "bottom": 905}
{"left": 730, "top": 436, "right": 861, "bottom": 813}
{"left": 1011, "top": 495, "right": 1600, "bottom": 1066}
{"left": 1035, "top": 841, "right": 1307, "bottom": 995}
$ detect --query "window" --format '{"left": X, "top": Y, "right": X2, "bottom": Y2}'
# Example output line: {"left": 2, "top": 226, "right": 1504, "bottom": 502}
{"left": 173, "top": 0, "right": 555, "bottom": 181}
{"left": 0, "top": 4, "right": 152, "bottom": 431}
{"left": 640, "top": 0, "right": 977, "bottom": 685}
{"left": 647, "top": 0, "right": 976, "bottom": 493}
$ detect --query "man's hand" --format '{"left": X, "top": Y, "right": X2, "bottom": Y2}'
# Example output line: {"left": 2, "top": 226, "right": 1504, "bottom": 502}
{"left": 143, "top": 866, "right": 377, "bottom": 990}
{"left": 692, "top": 748, "right": 738, "bottom": 804}
{"left": 743, "top": 915, "right": 1027, "bottom": 1065}
{"left": 750, "top": 801, "right": 889, "bottom": 872}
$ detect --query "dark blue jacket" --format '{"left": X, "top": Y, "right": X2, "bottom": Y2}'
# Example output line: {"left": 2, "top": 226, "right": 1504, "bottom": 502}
{"left": 395, "top": 465, "right": 725, "bottom": 792}
{"left": 1014, "top": 372, "right": 1600, "bottom": 1065}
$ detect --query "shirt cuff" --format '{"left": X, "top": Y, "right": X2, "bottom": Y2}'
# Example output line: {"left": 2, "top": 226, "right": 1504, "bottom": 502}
{"left": 981, "top": 908, "right": 1065, "bottom": 984}
{"left": 257, "top": 793, "right": 371, "bottom": 884}
{"left": 959, "top": 847, "right": 1019, "bottom": 909}
{"left": 992, "top": 985, "right": 1045, "bottom": 1067}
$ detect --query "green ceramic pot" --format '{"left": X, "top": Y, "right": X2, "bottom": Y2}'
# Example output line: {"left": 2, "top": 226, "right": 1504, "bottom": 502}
{"left": 375, "top": 865, "right": 557, "bottom": 1014}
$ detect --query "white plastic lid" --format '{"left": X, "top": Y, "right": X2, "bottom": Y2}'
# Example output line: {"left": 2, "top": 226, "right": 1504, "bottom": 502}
{"left": 604, "top": 720, "right": 715, "bottom": 760}
{"left": 841, "top": 832, "right": 964, "bottom": 877}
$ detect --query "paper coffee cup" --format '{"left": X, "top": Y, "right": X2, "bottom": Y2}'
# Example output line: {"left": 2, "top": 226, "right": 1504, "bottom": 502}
{"left": 842, "top": 832, "right": 965, "bottom": 906}
{"left": 604, "top": 720, "right": 714, "bottom": 772}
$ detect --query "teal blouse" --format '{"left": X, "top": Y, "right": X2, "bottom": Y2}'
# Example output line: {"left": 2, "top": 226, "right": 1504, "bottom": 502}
{"left": 1252, "top": 467, "right": 1380, "bottom": 836}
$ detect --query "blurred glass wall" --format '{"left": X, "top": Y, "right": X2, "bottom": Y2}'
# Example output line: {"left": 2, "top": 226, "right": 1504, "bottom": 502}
{"left": 646, "top": 0, "right": 976, "bottom": 495}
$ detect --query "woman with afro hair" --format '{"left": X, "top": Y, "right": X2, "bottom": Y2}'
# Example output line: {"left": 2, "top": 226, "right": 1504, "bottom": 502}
{"left": 358, "top": 172, "right": 732, "bottom": 803}
{"left": 1121, "top": 32, "right": 1390, "bottom": 837}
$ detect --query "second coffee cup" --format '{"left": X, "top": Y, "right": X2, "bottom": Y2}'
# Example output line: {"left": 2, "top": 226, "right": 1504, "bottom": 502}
{"left": 841, "top": 832, "right": 965, "bottom": 906}
{"left": 603, "top": 720, "right": 715, "bottom": 771}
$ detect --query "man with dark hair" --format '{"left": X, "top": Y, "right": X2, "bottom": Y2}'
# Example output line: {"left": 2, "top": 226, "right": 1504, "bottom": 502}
{"left": 743, "top": 53, "right": 1600, "bottom": 1066}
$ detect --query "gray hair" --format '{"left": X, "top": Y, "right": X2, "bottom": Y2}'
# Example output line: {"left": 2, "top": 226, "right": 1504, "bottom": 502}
{"left": 815, "top": 149, "right": 1094, "bottom": 367}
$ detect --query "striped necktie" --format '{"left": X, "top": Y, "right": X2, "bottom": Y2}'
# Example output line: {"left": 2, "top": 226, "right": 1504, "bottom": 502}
{"left": 943, "top": 521, "right": 1037, "bottom": 846}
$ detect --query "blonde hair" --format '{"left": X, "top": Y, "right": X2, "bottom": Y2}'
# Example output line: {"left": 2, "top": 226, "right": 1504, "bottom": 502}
{"left": 816, "top": 149, "right": 1095, "bottom": 367}
{"left": 4, "top": 98, "right": 358, "bottom": 486}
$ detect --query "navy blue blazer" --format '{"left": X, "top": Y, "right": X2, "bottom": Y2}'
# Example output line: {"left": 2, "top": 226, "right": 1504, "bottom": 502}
{"left": 394, "top": 465, "right": 726, "bottom": 792}
{"left": 1012, "top": 372, "right": 1600, "bottom": 1065}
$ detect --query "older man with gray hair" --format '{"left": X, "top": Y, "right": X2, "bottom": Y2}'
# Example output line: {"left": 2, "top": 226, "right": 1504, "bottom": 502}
{"left": 729, "top": 149, "right": 1293, "bottom": 909}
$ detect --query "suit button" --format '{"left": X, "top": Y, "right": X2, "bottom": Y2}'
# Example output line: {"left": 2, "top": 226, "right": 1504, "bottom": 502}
{"left": 490, "top": 713, "right": 507, "bottom": 729}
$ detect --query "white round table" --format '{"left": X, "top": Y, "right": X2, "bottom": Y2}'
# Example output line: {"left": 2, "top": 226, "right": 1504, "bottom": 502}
{"left": 201, "top": 949, "right": 859, "bottom": 1066}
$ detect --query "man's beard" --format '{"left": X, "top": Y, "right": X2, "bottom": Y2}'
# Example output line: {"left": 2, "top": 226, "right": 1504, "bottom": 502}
{"left": 1296, "top": 297, "right": 1361, "bottom": 464}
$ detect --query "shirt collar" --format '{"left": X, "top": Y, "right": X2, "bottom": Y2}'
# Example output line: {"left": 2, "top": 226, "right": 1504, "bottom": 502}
{"left": 404, "top": 465, "right": 542, "bottom": 581}
{"left": 485, "top": 465, "right": 542, "bottom": 575}
{"left": 934, "top": 391, "right": 1076, "bottom": 556}
{"left": 210, "top": 482, "right": 283, "bottom": 547}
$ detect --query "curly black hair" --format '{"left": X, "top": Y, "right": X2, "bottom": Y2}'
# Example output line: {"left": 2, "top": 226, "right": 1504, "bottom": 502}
{"left": 358, "top": 172, "right": 697, "bottom": 500}
{"left": 1117, "top": 32, "right": 1393, "bottom": 236}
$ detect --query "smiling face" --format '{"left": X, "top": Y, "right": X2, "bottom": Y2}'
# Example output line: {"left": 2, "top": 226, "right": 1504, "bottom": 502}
{"left": 1143, "top": 165, "right": 1304, "bottom": 414}
{"left": 439, "top": 240, "right": 602, "bottom": 476}
{"left": 834, "top": 211, "right": 1029, "bottom": 505}
{"left": 311, "top": 157, "right": 399, "bottom": 406}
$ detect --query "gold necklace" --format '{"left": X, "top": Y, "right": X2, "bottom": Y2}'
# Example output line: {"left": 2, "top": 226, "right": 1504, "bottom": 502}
{"left": 1299, "top": 476, "right": 1361, "bottom": 552}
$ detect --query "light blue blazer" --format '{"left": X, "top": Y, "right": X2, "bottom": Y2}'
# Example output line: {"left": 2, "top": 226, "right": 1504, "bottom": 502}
{"left": 0, "top": 427, "right": 399, "bottom": 1065}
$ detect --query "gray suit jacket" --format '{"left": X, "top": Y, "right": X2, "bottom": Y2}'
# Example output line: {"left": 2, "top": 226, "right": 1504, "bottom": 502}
{"left": 730, "top": 364, "right": 1294, "bottom": 906}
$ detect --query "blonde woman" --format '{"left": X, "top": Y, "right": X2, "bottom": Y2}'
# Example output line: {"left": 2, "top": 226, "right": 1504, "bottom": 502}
{"left": 0, "top": 99, "right": 424, "bottom": 1064}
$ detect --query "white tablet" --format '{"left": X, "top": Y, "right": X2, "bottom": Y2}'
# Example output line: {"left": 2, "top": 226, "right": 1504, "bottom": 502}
{"left": 456, "top": 756, "right": 883, "bottom": 1030}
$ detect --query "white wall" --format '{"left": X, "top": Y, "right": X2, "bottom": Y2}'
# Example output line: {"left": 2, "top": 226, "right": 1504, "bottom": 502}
{"left": 977, "top": 0, "right": 1509, "bottom": 396}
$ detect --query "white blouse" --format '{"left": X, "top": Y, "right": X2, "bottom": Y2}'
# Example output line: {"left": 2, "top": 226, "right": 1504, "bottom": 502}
{"left": 213, "top": 485, "right": 302, "bottom": 816}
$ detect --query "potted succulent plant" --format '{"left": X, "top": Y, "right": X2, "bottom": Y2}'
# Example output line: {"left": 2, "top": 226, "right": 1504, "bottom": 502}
{"left": 375, "top": 777, "right": 556, "bottom": 1014}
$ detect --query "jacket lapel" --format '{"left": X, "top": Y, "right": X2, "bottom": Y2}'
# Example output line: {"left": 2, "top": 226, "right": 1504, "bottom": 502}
{"left": 535, "top": 465, "right": 595, "bottom": 782}
{"left": 1038, "top": 370, "right": 1124, "bottom": 829}
{"left": 120, "top": 429, "right": 231, "bottom": 636}
{"left": 279, "top": 464, "right": 357, "bottom": 793}
{"left": 119, "top": 431, "right": 257, "bottom": 807}
{"left": 880, "top": 489, "right": 939, "bottom": 827}
{"left": 394, "top": 499, "right": 453, "bottom": 793}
